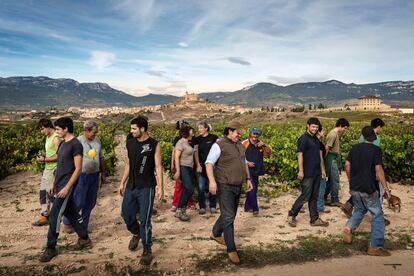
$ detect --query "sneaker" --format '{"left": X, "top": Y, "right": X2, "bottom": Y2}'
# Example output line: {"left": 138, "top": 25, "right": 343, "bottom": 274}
{"left": 319, "top": 208, "right": 331, "bottom": 214}
{"left": 210, "top": 208, "right": 217, "bottom": 214}
{"left": 310, "top": 218, "right": 329, "bottom": 227}
{"left": 343, "top": 227, "right": 353, "bottom": 244}
{"left": 210, "top": 232, "right": 226, "bottom": 246}
{"left": 170, "top": 206, "right": 177, "bottom": 212}
{"left": 175, "top": 208, "right": 190, "bottom": 221}
{"left": 128, "top": 234, "right": 140, "bottom": 251}
{"left": 253, "top": 211, "right": 259, "bottom": 217}
{"left": 61, "top": 223, "right": 74, "bottom": 234}
{"left": 199, "top": 208, "right": 206, "bottom": 215}
{"left": 287, "top": 215, "right": 297, "bottom": 227}
{"left": 73, "top": 237, "right": 92, "bottom": 251}
{"left": 228, "top": 251, "right": 240, "bottom": 264}
{"left": 341, "top": 202, "right": 353, "bottom": 218}
{"left": 140, "top": 248, "right": 153, "bottom": 265}
{"left": 39, "top": 247, "right": 58, "bottom": 262}
{"left": 32, "top": 214, "right": 49, "bottom": 226}
{"left": 367, "top": 246, "right": 391, "bottom": 256}
{"left": 385, "top": 218, "right": 390, "bottom": 226}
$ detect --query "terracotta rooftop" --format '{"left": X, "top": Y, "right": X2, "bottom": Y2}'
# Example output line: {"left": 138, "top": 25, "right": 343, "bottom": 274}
{"left": 358, "top": 95, "right": 380, "bottom": 99}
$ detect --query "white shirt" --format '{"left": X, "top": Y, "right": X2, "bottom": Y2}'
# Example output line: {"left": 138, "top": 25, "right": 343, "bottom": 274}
{"left": 205, "top": 143, "right": 221, "bottom": 165}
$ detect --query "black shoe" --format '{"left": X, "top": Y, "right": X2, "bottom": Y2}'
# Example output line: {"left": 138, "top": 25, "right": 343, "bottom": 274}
{"left": 140, "top": 248, "right": 153, "bottom": 265}
{"left": 385, "top": 218, "right": 391, "bottom": 226}
{"left": 128, "top": 234, "right": 141, "bottom": 251}
{"left": 39, "top": 247, "right": 58, "bottom": 262}
{"left": 73, "top": 237, "right": 92, "bottom": 251}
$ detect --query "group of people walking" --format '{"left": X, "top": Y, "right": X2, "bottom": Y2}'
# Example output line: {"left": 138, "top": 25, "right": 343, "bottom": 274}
{"left": 32, "top": 115, "right": 392, "bottom": 266}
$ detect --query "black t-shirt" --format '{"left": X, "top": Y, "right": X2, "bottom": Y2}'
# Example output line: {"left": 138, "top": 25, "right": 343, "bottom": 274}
{"left": 297, "top": 132, "right": 321, "bottom": 178}
{"left": 55, "top": 138, "right": 83, "bottom": 191}
{"left": 346, "top": 143, "right": 382, "bottom": 194}
{"left": 193, "top": 133, "right": 218, "bottom": 176}
{"left": 126, "top": 137, "right": 158, "bottom": 189}
{"left": 245, "top": 141, "right": 265, "bottom": 176}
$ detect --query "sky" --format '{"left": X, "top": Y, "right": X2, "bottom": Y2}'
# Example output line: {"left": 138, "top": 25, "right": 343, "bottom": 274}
{"left": 0, "top": 0, "right": 413, "bottom": 96}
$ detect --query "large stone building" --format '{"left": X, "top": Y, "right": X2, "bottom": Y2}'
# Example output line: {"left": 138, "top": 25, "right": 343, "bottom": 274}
{"left": 356, "top": 95, "right": 391, "bottom": 111}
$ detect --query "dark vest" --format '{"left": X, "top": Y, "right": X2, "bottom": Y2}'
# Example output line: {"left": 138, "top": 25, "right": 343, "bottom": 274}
{"left": 215, "top": 137, "right": 247, "bottom": 185}
{"left": 126, "top": 137, "right": 158, "bottom": 189}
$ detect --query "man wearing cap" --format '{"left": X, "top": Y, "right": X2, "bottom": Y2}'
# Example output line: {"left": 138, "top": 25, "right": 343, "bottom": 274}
{"left": 205, "top": 121, "right": 253, "bottom": 264}
{"left": 242, "top": 127, "right": 272, "bottom": 216}
{"left": 343, "top": 126, "right": 391, "bottom": 256}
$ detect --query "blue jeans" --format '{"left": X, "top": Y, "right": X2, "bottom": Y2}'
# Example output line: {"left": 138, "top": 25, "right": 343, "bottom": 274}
{"left": 325, "top": 161, "right": 340, "bottom": 203}
{"left": 346, "top": 190, "right": 385, "bottom": 248}
{"left": 63, "top": 172, "right": 100, "bottom": 229}
{"left": 47, "top": 186, "right": 88, "bottom": 248}
{"left": 198, "top": 174, "right": 217, "bottom": 209}
{"left": 244, "top": 175, "right": 259, "bottom": 212}
{"left": 121, "top": 186, "right": 155, "bottom": 250}
{"left": 317, "top": 178, "right": 327, "bottom": 212}
{"left": 212, "top": 183, "right": 242, "bottom": 252}
{"left": 178, "top": 166, "right": 194, "bottom": 209}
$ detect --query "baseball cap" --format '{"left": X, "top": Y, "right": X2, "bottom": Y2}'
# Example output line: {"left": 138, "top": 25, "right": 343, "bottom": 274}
{"left": 250, "top": 127, "right": 261, "bottom": 135}
{"left": 361, "top": 126, "right": 377, "bottom": 142}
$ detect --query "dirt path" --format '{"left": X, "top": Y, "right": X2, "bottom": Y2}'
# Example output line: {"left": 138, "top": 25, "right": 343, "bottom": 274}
{"left": 0, "top": 135, "right": 413, "bottom": 275}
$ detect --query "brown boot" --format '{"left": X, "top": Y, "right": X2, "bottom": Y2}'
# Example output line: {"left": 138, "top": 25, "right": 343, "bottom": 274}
{"left": 367, "top": 246, "right": 391, "bottom": 256}
{"left": 228, "top": 251, "right": 240, "bottom": 264}
{"left": 341, "top": 202, "right": 353, "bottom": 218}
{"left": 343, "top": 226, "right": 353, "bottom": 244}
{"left": 210, "top": 232, "right": 225, "bottom": 245}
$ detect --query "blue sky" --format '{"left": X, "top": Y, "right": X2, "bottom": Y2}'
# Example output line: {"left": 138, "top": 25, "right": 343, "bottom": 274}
{"left": 1, "top": 0, "right": 413, "bottom": 96}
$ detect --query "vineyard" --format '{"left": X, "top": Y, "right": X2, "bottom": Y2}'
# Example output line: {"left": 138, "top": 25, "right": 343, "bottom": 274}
{"left": 1, "top": 119, "right": 413, "bottom": 190}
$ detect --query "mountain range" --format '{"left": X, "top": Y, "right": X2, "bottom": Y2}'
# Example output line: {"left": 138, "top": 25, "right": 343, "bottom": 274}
{"left": 1, "top": 76, "right": 413, "bottom": 109}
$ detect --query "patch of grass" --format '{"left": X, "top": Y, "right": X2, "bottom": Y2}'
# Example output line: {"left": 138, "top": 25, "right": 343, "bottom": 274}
{"left": 195, "top": 232, "right": 413, "bottom": 272}
{"left": 152, "top": 237, "right": 166, "bottom": 247}
{"left": 153, "top": 217, "right": 167, "bottom": 223}
{"left": 183, "top": 236, "right": 211, "bottom": 241}
{"left": 260, "top": 205, "right": 270, "bottom": 210}
{"left": 43, "top": 264, "right": 56, "bottom": 273}
{"left": 263, "top": 215, "right": 274, "bottom": 218}
{"left": 11, "top": 200, "right": 25, "bottom": 212}
{"left": 66, "top": 265, "right": 86, "bottom": 274}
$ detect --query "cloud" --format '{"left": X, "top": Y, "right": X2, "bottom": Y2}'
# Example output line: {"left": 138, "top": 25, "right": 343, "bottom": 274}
{"left": 226, "top": 57, "right": 251, "bottom": 66}
{"left": 268, "top": 74, "right": 331, "bottom": 85}
{"left": 88, "top": 51, "right": 115, "bottom": 69}
{"left": 146, "top": 70, "right": 167, "bottom": 78}
{"left": 178, "top": 42, "right": 189, "bottom": 48}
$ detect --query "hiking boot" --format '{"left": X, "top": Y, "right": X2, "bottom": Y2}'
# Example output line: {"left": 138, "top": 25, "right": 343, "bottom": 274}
{"left": 253, "top": 211, "right": 259, "bottom": 217}
{"left": 199, "top": 208, "right": 206, "bottom": 215}
{"left": 367, "top": 246, "right": 391, "bottom": 256}
{"left": 175, "top": 208, "right": 190, "bottom": 221}
{"left": 228, "top": 251, "right": 240, "bottom": 264}
{"left": 61, "top": 223, "right": 74, "bottom": 234}
{"left": 128, "top": 234, "right": 140, "bottom": 251}
{"left": 385, "top": 218, "right": 390, "bottom": 226}
{"left": 39, "top": 247, "right": 58, "bottom": 262}
{"left": 343, "top": 226, "right": 353, "bottom": 244}
{"left": 210, "top": 232, "right": 226, "bottom": 246}
{"left": 32, "top": 214, "right": 49, "bottom": 226}
{"left": 341, "top": 202, "right": 353, "bottom": 218}
{"left": 171, "top": 206, "right": 177, "bottom": 212}
{"left": 319, "top": 208, "right": 331, "bottom": 213}
{"left": 287, "top": 215, "right": 297, "bottom": 227}
{"left": 310, "top": 218, "right": 329, "bottom": 227}
{"left": 210, "top": 208, "right": 217, "bottom": 214}
{"left": 73, "top": 237, "right": 92, "bottom": 251}
{"left": 140, "top": 248, "right": 153, "bottom": 265}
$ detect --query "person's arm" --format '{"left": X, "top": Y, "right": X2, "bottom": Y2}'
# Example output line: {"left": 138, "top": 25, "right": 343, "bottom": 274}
{"left": 57, "top": 154, "right": 82, "bottom": 198}
{"left": 174, "top": 147, "right": 182, "bottom": 180}
{"left": 320, "top": 150, "right": 326, "bottom": 179}
{"left": 194, "top": 144, "right": 202, "bottom": 173}
{"left": 245, "top": 162, "right": 253, "bottom": 192}
{"left": 345, "top": 160, "right": 351, "bottom": 181}
{"left": 99, "top": 156, "right": 106, "bottom": 186}
{"left": 118, "top": 156, "right": 130, "bottom": 196}
{"left": 154, "top": 142, "right": 164, "bottom": 202}
{"left": 170, "top": 148, "right": 176, "bottom": 174}
{"left": 375, "top": 164, "right": 390, "bottom": 198}
{"left": 38, "top": 137, "right": 60, "bottom": 163}
{"left": 297, "top": 152, "right": 304, "bottom": 181}
{"left": 205, "top": 143, "right": 221, "bottom": 195}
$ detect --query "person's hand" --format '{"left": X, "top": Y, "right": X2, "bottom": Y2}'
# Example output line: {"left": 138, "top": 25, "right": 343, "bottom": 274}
{"left": 118, "top": 183, "right": 125, "bottom": 197}
{"left": 383, "top": 188, "right": 391, "bottom": 199}
{"left": 171, "top": 165, "right": 176, "bottom": 174}
{"left": 36, "top": 155, "right": 45, "bottom": 163}
{"left": 197, "top": 164, "right": 202, "bottom": 173}
{"left": 246, "top": 179, "right": 253, "bottom": 192}
{"left": 322, "top": 171, "right": 326, "bottom": 180}
{"left": 173, "top": 171, "right": 180, "bottom": 180}
{"left": 209, "top": 180, "right": 217, "bottom": 195}
{"left": 247, "top": 161, "right": 256, "bottom": 168}
{"left": 157, "top": 186, "right": 164, "bottom": 202}
{"left": 56, "top": 187, "right": 69, "bottom": 198}
{"left": 297, "top": 170, "right": 304, "bottom": 181}
{"left": 257, "top": 141, "right": 265, "bottom": 148}
{"left": 48, "top": 186, "right": 55, "bottom": 196}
